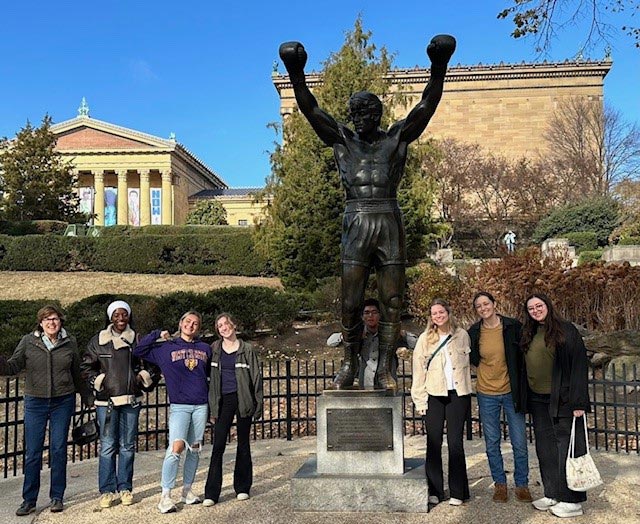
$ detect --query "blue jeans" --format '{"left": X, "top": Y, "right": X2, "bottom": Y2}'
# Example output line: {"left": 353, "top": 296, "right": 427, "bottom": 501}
{"left": 96, "top": 403, "right": 140, "bottom": 493}
{"left": 477, "top": 392, "right": 529, "bottom": 486}
{"left": 161, "top": 404, "right": 208, "bottom": 490}
{"left": 23, "top": 394, "right": 75, "bottom": 503}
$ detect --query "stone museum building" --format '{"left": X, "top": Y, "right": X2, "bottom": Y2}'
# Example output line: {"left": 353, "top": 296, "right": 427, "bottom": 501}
{"left": 50, "top": 100, "right": 226, "bottom": 226}
{"left": 272, "top": 58, "right": 612, "bottom": 159}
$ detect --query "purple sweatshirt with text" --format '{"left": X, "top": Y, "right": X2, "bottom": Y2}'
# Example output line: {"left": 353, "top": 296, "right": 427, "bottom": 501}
{"left": 134, "top": 330, "right": 211, "bottom": 405}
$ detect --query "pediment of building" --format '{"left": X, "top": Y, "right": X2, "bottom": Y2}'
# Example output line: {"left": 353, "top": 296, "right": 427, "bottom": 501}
{"left": 51, "top": 117, "right": 175, "bottom": 151}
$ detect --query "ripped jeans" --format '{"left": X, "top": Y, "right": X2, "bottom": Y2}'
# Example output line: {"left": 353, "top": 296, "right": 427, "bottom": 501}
{"left": 161, "top": 403, "right": 208, "bottom": 490}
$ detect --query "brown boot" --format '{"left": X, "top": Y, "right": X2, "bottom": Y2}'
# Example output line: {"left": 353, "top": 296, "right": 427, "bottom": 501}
{"left": 492, "top": 483, "right": 508, "bottom": 503}
{"left": 514, "top": 486, "right": 533, "bottom": 502}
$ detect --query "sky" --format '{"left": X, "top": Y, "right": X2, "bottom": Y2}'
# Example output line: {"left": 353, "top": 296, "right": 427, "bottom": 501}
{"left": 1, "top": 1, "right": 638, "bottom": 188}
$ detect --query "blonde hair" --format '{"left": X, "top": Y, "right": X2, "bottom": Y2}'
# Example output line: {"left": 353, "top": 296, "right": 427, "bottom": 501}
{"left": 426, "top": 298, "right": 458, "bottom": 344}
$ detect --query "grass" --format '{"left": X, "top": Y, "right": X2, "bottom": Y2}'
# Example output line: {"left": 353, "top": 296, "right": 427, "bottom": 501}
{"left": 0, "top": 271, "right": 282, "bottom": 305}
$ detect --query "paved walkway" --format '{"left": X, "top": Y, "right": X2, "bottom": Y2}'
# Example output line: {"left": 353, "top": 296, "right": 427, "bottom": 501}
{"left": 1, "top": 436, "right": 639, "bottom": 524}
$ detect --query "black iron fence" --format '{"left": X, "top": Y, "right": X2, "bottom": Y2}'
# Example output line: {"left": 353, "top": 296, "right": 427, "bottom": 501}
{"left": 1, "top": 360, "right": 638, "bottom": 478}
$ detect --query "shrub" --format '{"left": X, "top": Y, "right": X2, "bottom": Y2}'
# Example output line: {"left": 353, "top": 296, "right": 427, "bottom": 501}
{"left": 98, "top": 225, "right": 243, "bottom": 236}
{"left": 1, "top": 287, "right": 302, "bottom": 356}
{"left": 0, "top": 220, "right": 68, "bottom": 236}
{"left": 618, "top": 236, "right": 640, "bottom": 246}
{"left": 0, "top": 300, "right": 63, "bottom": 357}
{"left": 407, "top": 263, "right": 462, "bottom": 324}
{"left": 0, "top": 232, "right": 269, "bottom": 275}
{"left": 577, "top": 249, "right": 603, "bottom": 265}
{"left": 0, "top": 235, "right": 95, "bottom": 271}
{"left": 565, "top": 231, "right": 598, "bottom": 253}
{"left": 532, "top": 197, "right": 621, "bottom": 246}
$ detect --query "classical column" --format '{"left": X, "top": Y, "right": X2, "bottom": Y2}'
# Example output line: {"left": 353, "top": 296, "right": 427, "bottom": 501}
{"left": 161, "top": 171, "right": 172, "bottom": 225}
{"left": 94, "top": 172, "right": 105, "bottom": 226}
{"left": 140, "top": 172, "right": 151, "bottom": 226}
{"left": 117, "top": 171, "right": 128, "bottom": 225}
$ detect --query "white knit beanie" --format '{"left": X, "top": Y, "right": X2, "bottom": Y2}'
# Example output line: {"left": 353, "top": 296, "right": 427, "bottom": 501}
{"left": 107, "top": 300, "right": 131, "bottom": 320}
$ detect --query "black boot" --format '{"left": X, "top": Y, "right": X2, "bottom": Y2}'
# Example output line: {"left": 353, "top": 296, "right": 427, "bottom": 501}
{"left": 329, "top": 323, "right": 362, "bottom": 389}
{"left": 374, "top": 321, "right": 400, "bottom": 392}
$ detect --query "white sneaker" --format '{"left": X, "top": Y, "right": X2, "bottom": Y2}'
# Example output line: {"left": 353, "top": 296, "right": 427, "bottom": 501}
{"left": 428, "top": 496, "right": 439, "bottom": 505}
{"left": 449, "top": 497, "right": 463, "bottom": 506}
{"left": 236, "top": 493, "right": 250, "bottom": 501}
{"left": 202, "top": 499, "right": 216, "bottom": 507}
{"left": 550, "top": 502, "right": 583, "bottom": 518}
{"left": 180, "top": 490, "right": 201, "bottom": 505}
{"left": 157, "top": 495, "right": 177, "bottom": 514}
{"left": 532, "top": 496, "right": 558, "bottom": 511}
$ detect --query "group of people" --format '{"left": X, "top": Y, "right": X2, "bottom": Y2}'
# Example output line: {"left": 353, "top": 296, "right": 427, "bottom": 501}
{"left": 411, "top": 292, "right": 591, "bottom": 519}
{"left": 0, "top": 301, "right": 263, "bottom": 516}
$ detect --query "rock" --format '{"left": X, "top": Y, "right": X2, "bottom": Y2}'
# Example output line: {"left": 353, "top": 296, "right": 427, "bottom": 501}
{"left": 604, "top": 356, "right": 640, "bottom": 393}
{"left": 583, "top": 330, "right": 640, "bottom": 357}
{"left": 590, "top": 352, "right": 612, "bottom": 368}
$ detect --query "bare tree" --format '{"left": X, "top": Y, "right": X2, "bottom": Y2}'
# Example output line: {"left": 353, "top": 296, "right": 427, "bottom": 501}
{"left": 545, "top": 97, "right": 640, "bottom": 195}
{"left": 498, "top": 1, "right": 640, "bottom": 53}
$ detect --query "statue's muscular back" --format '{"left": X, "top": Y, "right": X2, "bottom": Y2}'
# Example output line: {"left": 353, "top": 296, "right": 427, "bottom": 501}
{"left": 334, "top": 125, "right": 408, "bottom": 200}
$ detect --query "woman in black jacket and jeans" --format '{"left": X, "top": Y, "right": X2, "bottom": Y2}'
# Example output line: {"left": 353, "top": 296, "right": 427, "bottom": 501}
{"left": 522, "top": 293, "right": 591, "bottom": 518}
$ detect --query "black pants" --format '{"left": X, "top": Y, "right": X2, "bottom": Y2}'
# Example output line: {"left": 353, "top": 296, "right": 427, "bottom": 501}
{"left": 424, "top": 391, "right": 471, "bottom": 501}
{"left": 529, "top": 399, "right": 588, "bottom": 504}
{"left": 204, "top": 392, "right": 253, "bottom": 502}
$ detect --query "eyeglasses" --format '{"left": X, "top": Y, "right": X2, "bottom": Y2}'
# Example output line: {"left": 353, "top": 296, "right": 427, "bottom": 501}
{"left": 527, "top": 304, "right": 546, "bottom": 312}
{"left": 363, "top": 310, "right": 380, "bottom": 316}
{"left": 43, "top": 317, "right": 61, "bottom": 323}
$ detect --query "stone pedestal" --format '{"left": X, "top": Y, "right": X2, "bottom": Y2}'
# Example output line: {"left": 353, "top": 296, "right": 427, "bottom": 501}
{"left": 291, "top": 390, "right": 428, "bottom": 513}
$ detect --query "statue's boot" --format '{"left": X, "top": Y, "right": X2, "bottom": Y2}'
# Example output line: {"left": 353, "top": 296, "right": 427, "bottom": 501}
{"left": 329, "top": 323, "right": 362, "bottom": 389}
{"left": 374, "top": 321, "right": 400, "bottom": 393}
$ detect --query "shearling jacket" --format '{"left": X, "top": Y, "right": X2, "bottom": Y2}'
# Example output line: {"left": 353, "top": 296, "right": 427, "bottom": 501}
{"left": 0, "top": 330, "right": 83, "bottom": 398}
{"left": 81, "top": 327, "right": 161, "bottom": 407}
{"left": 209, "top": 339, "right": 263, "bottom": 420}
{"left": 411, "top": 327, "right": 472, "bottom": 413}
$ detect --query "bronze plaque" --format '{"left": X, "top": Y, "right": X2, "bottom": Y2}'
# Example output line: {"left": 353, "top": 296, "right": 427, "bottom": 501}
{"left": 326, "top": 408, "right": 393, "bottom": 452}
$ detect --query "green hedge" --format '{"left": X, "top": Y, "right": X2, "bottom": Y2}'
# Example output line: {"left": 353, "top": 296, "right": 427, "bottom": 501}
{"left": 0, "top": 232, "right": 269, "bottom": 275}
{"left": 98, "top": 225, "right": 247, "bottom": 237}
{"left": 577, "top": 249, "right": 603, "bottom": 265}
{"left": 618, "top": 236, "right": 640, "bottom": 246}
{"left": 0, "top": 220, "right": 68, "bottom": 236}
{"left": 565, "top": 231, "right": 598, "bottom": 253}
{"left": 0, "top": 287, "right": 302, "bottom": 357}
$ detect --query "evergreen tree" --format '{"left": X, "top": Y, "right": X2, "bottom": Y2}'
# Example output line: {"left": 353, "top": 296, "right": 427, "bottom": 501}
{"left": 257, "top": 18, "right": 439, "bottom": 289}
{"left": 185, "top": 199, "right": 228, "bottom": 225}
{"left": 0, "top": 116, "right": 82, "bottom": 221}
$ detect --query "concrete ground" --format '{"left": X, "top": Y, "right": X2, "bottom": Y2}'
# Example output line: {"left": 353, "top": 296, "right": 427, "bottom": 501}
{"left": 1, "top": 436, "right": 639, "bottom": 524}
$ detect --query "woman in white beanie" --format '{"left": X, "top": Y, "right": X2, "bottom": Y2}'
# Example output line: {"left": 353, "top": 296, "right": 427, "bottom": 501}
{"left": 81, "top": 300, "right": 160, "bottom": 509}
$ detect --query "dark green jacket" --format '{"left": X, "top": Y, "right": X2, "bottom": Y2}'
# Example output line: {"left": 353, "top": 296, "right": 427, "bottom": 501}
{"left": 0, "top": 330, "right": 83, "bottom": 398}
{"left": 209, "top": 339, "right": 263, "bottom": 420}
{"left": 468, "top": 315, "right": 526, "bottom": 413}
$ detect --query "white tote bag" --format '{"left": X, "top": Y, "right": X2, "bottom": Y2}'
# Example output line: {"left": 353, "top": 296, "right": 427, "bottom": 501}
{"left": 566, "top": 416, "right": 603, "bottom": 492}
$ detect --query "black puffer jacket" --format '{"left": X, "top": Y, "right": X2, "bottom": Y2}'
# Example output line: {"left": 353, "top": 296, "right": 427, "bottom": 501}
{"left": 0, "top": 330, "right": 83, "bottom": 398}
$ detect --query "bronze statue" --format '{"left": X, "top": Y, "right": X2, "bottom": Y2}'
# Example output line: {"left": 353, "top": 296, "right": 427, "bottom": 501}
{"left": 279, "top": 35, "right": 456, "bottom": 392}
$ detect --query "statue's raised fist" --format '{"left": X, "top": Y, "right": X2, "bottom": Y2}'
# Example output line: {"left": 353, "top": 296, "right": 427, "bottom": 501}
{"left": 427, "top": 35, "right": 456, "bottom": 67}
{"left": 279, "top": 41, "right": 308, "bottom": 75}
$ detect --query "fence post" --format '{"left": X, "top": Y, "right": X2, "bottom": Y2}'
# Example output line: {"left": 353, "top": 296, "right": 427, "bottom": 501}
{"left": 285, "top": 360, "right": 292, "bottom": 441}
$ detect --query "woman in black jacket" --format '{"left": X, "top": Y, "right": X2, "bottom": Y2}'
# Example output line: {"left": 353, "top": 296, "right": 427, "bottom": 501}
{"left": 81, "top": 300, "right": 160, "bottom": 510}
{"left": 0, "top": 305, "right": 83, "bottom": 516}
{"left": 522, "top": 293, "right": 591, "bottom": 518}
{"left": 468, "top": 292, "right": 531, "bottom": 504}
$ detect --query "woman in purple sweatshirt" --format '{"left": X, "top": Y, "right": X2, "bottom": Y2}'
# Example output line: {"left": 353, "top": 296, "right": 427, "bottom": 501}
{"left": 134, "top": 310, "right": 211, "bottom": 514}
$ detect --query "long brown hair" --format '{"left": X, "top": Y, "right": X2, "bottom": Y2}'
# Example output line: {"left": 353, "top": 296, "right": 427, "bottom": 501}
{"left": 520, "top": 293, "right": 565, "bottom": 352}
